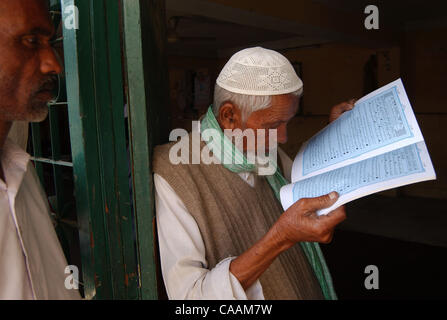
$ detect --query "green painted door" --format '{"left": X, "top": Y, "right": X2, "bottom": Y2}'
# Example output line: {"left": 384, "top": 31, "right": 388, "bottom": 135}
{"left": 28, "top": 0, "right": 169, "bottom": 299}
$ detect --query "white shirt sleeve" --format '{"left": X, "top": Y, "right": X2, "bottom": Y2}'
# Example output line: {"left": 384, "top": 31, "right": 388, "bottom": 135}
{"left": 154, "top": 173, "right": 264, "bottom": 300}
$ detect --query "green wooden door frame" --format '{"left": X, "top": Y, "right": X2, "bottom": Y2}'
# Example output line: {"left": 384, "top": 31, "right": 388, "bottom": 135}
{"left": 122, "top": 0, "right": 170, "bottom": 300}
{"left": 62, "top": 0, "right": 141, "bottom": 299}
{"left": 61, "top": 0, "right": 169, "bottom": 300}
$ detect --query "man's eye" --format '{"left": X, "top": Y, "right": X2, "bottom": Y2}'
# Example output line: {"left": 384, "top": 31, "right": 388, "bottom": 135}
{"left": 22, "top": 36, "right": 39, "bottom": 47}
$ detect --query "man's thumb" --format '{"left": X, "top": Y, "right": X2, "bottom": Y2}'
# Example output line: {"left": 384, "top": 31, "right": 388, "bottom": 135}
{"left": 305, "top": 192, "right": 339, "bottom": 212}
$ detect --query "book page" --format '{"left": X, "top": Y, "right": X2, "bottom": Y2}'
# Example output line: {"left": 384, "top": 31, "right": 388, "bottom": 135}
{"left": 280, "top": 142, "right": 436, "bottom": 215}
{"left": 291, "top": 79, "right": 424, "bottom": 182}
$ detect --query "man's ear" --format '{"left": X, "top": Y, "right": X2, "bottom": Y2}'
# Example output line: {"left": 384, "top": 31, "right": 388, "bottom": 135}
{"left": 217, "top": 102, "right": 243, "bottom": 130}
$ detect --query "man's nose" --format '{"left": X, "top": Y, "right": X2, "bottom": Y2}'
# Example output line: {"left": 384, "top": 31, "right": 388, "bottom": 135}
{"left": 40, "top": 47, "right": 63, "bottom": 75}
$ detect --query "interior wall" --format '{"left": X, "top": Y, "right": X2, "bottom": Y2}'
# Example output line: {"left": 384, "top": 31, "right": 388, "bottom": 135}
{"left": 280, "top": 43, "right": 400, "bottom": 156}
{"left": 401, "top": 28, "right": 447, "bottom": 114}
{"left": 167, "top": 55, "right": 222, "bottom": 131}
{"left": 281, "top": 43, "right": 384, "bottom": 116}
{"left": 399, "top": 27, "right": 447, "bottom": 199}
{"left": 203, "top": 0, "right": 392, "bottom": 44}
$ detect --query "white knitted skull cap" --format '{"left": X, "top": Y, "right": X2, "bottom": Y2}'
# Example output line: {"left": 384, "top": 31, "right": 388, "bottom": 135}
{"left": 216, "top": 47, "right": 303, "bottom": 96}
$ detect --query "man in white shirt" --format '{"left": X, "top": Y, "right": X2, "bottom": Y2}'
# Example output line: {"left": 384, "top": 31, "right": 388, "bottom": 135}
{"left": 154, "top": 47, "right": 354, "bottom": 300}
{"left": 0, "top": 0, "right": 80, "bottom": 299}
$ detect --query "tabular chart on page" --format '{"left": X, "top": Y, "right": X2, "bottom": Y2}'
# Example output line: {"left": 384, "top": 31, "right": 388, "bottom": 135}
{"left": 302, "top": 86, "right": 413, "bottom": 176}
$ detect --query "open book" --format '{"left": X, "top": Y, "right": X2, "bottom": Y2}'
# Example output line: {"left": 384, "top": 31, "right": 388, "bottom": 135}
{"left": 280, "top": 79, "right": 436, "bottom": 215}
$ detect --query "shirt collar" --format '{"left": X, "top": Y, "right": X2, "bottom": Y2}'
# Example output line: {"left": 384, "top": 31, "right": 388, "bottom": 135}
{"left": 1, "top": 138, "right": 31, "bottom": 194}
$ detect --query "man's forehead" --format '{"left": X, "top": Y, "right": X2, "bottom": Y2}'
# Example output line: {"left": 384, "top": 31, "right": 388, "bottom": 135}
{"left": 252, "top": 94, "right": 298, "bottom": 122}
{"left": 271, "top": 94, "right": 299, "bottom": 114}
{"left": 0, "top": 0, "right": 52, "bottom": 36}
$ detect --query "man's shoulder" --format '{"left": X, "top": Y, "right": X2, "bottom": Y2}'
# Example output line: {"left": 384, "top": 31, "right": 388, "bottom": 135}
{"left": 153, "top": 133, "right": 221, "bottom": 185}
{"left": 154, "top": 140, "right": 176, "bottom": 160}
{"left": 154, "top": 132, "right": 194, "bottom": 157}
{"left": 153, "top": 135, "right": 193, "bottom": 176}
{"left": 3, "top": 138, "right": 31, "bottom": 165}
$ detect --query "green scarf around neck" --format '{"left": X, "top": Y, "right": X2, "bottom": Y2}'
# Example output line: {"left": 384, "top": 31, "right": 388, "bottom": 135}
{"left": 200, "top": 106, "right": 337, "bottom": 300}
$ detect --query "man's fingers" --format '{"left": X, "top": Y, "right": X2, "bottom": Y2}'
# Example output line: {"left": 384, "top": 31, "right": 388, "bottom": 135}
{"left": 300, "top": 192, "right": 339, "bottom": 213}
{"left": 322, "top": 230, "right": 335, "bottom": 244}
{"left": 337, "top": 102, "right": 354, "bottom": 111}
{"left": 321, "top": 205, "right": 347, "bottom": 227}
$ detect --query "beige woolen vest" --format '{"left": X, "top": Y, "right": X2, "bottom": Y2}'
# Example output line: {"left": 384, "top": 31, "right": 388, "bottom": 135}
{"left": 153, "top": 139, "right": 324, "bottom": 300}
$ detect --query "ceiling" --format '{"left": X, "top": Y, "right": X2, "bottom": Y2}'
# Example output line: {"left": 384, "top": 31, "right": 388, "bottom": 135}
{"left": 166, "top": 0, "right": 447, "bottom": 58}
{"left": 166, "top": 12, "right": 299, "bottom": 57}
{"left": 313, "top": 0, "right": 447, "bottom": 22}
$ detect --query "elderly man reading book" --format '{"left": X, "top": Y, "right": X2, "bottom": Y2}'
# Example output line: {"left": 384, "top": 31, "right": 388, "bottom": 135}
{"left": 154, "top": 47, "right": 354, "bottom": 300}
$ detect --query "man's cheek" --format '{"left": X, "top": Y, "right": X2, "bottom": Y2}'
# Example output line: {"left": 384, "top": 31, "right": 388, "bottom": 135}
{"left": 0, "top": 72, "right": 19, "bottom": 103}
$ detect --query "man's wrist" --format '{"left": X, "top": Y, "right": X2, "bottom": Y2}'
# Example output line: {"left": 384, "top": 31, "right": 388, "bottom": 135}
{"left": 268, "top": 224, "right": 295, "bottom": 253}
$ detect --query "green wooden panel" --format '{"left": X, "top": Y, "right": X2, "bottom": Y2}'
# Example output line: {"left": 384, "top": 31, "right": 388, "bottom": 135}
{"left": 62, "top": 0, "right": 141, "bottom": 300}
{"left": 122, "top": 0, "right": 156, "bottom": 300}
{"left": 122, "top": 0, "right": 170, "bottom": 300}
{"left": 104, "top": 0, "right": 141, "bottom": 299}
{"left": 62, "top": 0, "right": 112, "bottom": 299}
{"left": 88, "top": 0, "right": 139, "bottom": 299}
